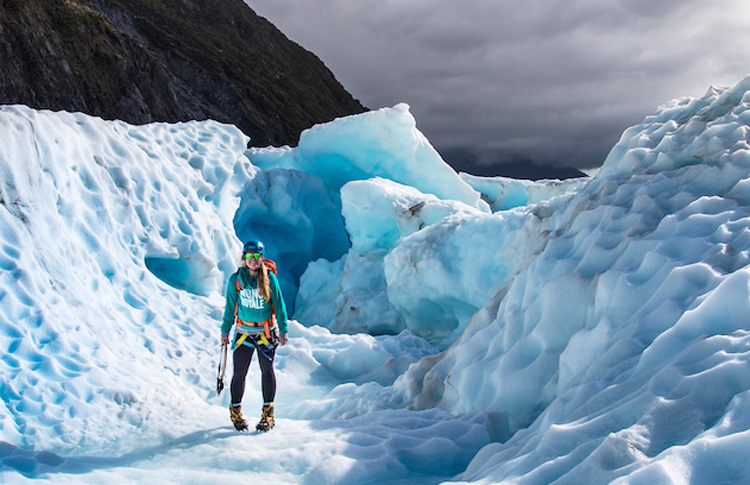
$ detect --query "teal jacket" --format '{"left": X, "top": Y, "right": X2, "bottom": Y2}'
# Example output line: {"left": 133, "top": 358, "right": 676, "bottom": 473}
{"left": 221, "top": 267, "right": 288, "bottom": 338}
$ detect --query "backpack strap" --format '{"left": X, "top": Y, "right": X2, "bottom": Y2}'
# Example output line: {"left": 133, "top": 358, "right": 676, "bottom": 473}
{"left": 263, "top": 260, "right": 278, "bottom": 329}
{"left": 233, "top": 276, "right": 242, "bottom": 322}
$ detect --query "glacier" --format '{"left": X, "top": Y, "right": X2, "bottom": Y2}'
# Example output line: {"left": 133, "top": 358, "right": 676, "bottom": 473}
{"left": 1, "top": 76, "right": 750, "bottom": 485}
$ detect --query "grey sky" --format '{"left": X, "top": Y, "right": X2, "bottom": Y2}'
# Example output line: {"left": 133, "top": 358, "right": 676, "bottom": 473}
{"left": 247, "top": 0, "right": 750, "bottom": 175}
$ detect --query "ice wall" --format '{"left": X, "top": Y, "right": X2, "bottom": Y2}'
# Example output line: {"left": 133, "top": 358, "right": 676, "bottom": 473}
{"left": 0, "top": 105, "right": 249, "bottom": 454}
{"left": 394, "top": 77, "right": 750, "bottom": 484}
{"left": 295, "top": 178, "right": 485, "bottom": 339}
{"left": 288, "top": 108, "right": 588, "bottom": 345}
{"left": 248, "top": 103, "right": 490, "bottom": 213}
{"left": 247, "top": 104, "right": 494, "bottom": 317}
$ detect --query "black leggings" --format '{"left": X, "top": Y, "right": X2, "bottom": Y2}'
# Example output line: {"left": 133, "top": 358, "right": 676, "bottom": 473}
{"left": 230, "top": 341, "right": 276, "bottom": 406}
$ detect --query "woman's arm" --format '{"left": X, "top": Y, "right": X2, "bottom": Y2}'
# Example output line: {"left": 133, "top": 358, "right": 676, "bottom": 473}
{"left": 221, "top": 273, "right": 238, "bottom": 337}
{"left": 269, "top": 273, "right": 288, "bottom": 342}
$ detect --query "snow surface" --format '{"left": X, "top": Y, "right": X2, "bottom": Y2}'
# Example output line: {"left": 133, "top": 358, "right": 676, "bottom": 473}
{"left": 2, "top": 76, "right": 750, "bottom": 485}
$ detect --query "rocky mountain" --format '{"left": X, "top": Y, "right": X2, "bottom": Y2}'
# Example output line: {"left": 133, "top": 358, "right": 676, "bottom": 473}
{"left": 0, "top": 0, "right": 366, "bottom": 146}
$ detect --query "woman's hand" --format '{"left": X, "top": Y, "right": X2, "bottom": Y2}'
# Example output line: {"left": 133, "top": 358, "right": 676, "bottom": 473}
{"left": 280, "top": 337, "right": 288, "bottom": 346}
{"left": 221, "top": 335, "right": 230, "bottom": 345}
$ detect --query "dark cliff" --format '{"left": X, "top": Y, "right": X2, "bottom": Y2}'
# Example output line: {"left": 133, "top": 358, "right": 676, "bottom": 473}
{"left": 0, "top": 0, "right": 366, "bottom": 146}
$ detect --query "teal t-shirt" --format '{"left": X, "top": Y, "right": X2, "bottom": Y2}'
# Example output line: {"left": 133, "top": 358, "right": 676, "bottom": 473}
{"left": 221, "top": 267, "right": 288, "bottom": 337}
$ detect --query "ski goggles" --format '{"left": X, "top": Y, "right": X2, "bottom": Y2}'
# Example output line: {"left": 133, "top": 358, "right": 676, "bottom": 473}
{"left": 245, "top": 252, "right": 263, "bottom": 260}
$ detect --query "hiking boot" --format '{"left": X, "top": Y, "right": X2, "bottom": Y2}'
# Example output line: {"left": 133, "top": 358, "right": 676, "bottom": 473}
{"left": 230, "top": 405, "right": 248, "bottom": 431}
{"left": 256, "top": 404, "right": 275, "bottom": 431}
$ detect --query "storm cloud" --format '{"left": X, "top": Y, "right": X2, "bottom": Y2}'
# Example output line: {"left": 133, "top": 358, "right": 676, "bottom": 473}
{"left": 248, "top": 0, "right": 750, "bottom": 175}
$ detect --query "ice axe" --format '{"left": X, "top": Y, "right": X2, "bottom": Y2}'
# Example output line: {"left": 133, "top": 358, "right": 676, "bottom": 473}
{"left": 216, "top": 342, "right": 228, "bottom": 395}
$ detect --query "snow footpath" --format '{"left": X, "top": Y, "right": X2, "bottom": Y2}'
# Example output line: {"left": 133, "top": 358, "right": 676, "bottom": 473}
{"left": 1, "top": 323, "right": 484, "bottom": 485}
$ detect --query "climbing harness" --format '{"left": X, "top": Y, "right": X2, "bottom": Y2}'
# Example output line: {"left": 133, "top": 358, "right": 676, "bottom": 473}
{"left": 232, "top": 331, "right": 277, "bottom": 361}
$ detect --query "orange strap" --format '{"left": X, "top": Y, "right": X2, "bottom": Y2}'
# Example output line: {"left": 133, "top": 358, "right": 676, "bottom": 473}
{"left": 236, "top": 317, "right": 274, "bottom": 339}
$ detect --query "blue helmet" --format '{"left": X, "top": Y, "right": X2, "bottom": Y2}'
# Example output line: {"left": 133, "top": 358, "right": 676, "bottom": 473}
{"left": 243, "top": 239, "right": 265, "bottom": 255}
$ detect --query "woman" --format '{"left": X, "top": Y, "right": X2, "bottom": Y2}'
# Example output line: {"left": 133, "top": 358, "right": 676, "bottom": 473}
{"left": 221, "top": 239, "right": 288, "bottom": 431}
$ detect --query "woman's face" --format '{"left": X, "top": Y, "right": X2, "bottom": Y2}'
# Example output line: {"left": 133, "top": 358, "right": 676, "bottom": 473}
{"left": 244, "top": 252, "right": 263, "bottom": 271}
